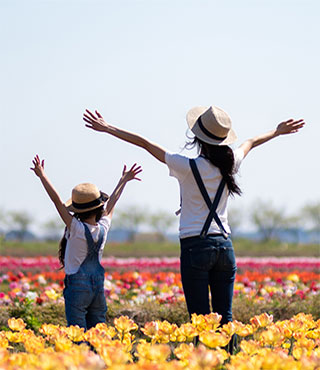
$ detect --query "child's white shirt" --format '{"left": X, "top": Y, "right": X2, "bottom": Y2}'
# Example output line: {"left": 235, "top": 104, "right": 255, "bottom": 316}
{"left": 64, "top": 216, "right": 111, "bottom": 275}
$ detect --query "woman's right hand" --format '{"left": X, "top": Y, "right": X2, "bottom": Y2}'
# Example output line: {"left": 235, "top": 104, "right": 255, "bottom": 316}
{"left": 275, "top": 118, "right": 305, "bottom": 136}
{"left": 83, "top": 109, "right": 110, "bottom": 132}
{"left": 30, "top": 155, "right": 45, "bottom": 177}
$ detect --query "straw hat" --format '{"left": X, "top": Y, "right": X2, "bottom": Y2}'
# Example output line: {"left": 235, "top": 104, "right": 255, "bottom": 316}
{"left": 186, "top": 105, "right": 237, "bottom": 145}
{"left": 65, "top": 183, "right": 109, "bottom": 213}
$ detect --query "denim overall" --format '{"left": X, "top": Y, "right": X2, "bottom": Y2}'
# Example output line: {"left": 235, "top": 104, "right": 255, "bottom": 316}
{"left": 63, "top": 223, "right": 107, "bottom": 330}
{"left": 180, "top": 159, "right": 237, "bottom": 326}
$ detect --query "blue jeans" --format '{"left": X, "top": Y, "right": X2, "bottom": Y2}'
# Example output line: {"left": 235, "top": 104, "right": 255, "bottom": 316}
{"left": 180, "top": 235, "right": 237, "bottom": 325}
{"left": 63, "top": 273, "right": 107, "bottom": 330}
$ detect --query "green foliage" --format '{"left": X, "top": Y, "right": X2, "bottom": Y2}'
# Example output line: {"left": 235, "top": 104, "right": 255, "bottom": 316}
{"left": 2, "top": 295, "right": 319, "bottom": 333}
{"left": 1, "top": 239, "right": 318, "bottom": 258}
{"left": 9, "top": 298, "right": 41, "bottom": 331}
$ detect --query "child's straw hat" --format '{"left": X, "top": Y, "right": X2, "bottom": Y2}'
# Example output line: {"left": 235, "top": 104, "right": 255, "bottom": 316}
{"left": 65, "top": 183, "right": 109, "bottom": 213}
{"left": 186, "top": 105, "right": 237, "bottom": 145}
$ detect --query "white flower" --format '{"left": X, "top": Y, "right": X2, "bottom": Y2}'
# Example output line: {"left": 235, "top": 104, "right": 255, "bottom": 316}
{"left": 25, "top": 291, "right": 38, "bottom": 301}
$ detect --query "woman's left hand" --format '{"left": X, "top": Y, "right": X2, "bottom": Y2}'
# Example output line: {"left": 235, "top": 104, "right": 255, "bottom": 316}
{"left": 83, "top": 109, "right": 110, "bottom": 132}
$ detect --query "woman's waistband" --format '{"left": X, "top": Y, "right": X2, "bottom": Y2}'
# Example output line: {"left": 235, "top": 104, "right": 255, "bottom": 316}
{"left": 180, "top": 233, "right": 232, "bottom": 249}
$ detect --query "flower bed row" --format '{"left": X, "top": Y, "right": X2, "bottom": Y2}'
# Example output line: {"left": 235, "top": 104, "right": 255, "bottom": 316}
{"left": 0, "top": 256, "right": 319, "bottom": 273}
{"left": 1, "top": 313, "right": 319, "bottom": 369}
{"left": 1, "top": 268, "right": 318, "bottom": 308}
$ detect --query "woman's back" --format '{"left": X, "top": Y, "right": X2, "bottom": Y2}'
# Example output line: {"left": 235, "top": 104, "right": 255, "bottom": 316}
{"left": 165, "top": 147, "right": 244, "bottom": 238}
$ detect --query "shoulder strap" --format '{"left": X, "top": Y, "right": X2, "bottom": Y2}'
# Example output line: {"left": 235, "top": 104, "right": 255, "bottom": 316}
{"left": 83, "top": 223, "right": 105, "bottom": 255}
{"left": 189, "top": 158, "right": 228, "bottom": 239}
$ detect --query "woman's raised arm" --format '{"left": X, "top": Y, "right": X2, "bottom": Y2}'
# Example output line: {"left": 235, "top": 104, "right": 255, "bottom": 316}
{"left": 83, "top": 109, "right": 167, "bottom": 163}
{"left": 239, "top": 118, "right": 305, "bottom": 158}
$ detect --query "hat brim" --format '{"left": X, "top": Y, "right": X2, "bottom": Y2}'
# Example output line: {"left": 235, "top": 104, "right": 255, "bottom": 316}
{"left": 186, "top": 106, "right": 237, "bottom": 146}
{"left": 65, "top": 191, "right": 109, "bottom": 213}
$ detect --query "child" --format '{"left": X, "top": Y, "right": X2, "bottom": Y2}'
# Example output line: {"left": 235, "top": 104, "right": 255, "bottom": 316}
{"left": 31, "top": 155, "right": 142, "bottom": 329}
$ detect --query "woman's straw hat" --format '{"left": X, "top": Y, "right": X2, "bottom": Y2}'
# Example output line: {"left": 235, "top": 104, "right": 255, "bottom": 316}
{"left": 186, "top": 105, "right": 237, "bottom": 145}
{"left": 65, "top": 183, "right": 109, "bottom": 213}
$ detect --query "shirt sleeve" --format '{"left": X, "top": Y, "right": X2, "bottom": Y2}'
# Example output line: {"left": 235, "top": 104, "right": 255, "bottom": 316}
{"left": 68, "top": 217, "right": 82, "bottom": 239}
{"left": 165, "top": 152, "right": 190, "bottom": 183}
{"left": 233, "top": 147, "right": 245, "bottom": 173}
{"left": 99, "top": 215, "right": 111, "bottom": 233}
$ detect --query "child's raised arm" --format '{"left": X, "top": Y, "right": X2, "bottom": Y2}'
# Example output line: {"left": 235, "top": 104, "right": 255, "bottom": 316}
{"left": 104, "top": 163, "right": 142, "bottom": 219}
{"left": 30, "top": 155, "right": 73, "bottom": 228}
{"left": 83, "top": 110, "right": 167, "bottom": 164}
{"left": 239, "top": 118, "right": 305, "bottom": 158}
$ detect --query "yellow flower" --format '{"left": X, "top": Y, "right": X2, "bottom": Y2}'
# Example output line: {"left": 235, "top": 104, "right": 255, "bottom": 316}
{"left": 204, "top": 312, "right": 222, "bottom": 331}
{"left": 0, "top": 333, "right": 9, "bottom": 349}
{"left": 220, "top": 321, "right": 237, "bottom": 337}
{"left": 98, "top": 343, "right": 132, "bottom": 367}
{"left": 259, "top": 325, "right": 285, "bottom": 347}
{"left": 54, "top": 336, "right": 73, "bottom": 352}
{"left": 114, "top": 316, "right": 138, "bottom": 334}
{"left": 135, "top": 342, "right": 171, "bottom": 363}
{"left": 240, "top": 339, "right": 261, "bottom": 355}
{"left": 5, "top": 331, "right": 24, "bottom": 343}
{"left": 234, "top": 322, "right": 254, "bottom": 337}
{"left": 287, "top": 273, "right": 300, "bottom": 282}
{"left": 23, "top": 336, "right": 46, "bottom": 354}
{"left": 64, "top": 325, "right": 85, "bottom": 342}
{"left": 45, "top": 289, "right": 60, "bottom": 300}
{"left": 199, "top": 330, "right": 230, "bottom": 348}
{"left": 8, "top": 318, "right": 26, "bottom": 332}
{"left": 39, "top": 323, "right": 61, "bottom": 337}
{"left": 175, "top": 323, "right": 198, "bottom": 342}
{"left": 187, "top": 344, "right": 225, "bottom": 369}
{"left": 250, "top": 313, "right": 273, "bottom": 329}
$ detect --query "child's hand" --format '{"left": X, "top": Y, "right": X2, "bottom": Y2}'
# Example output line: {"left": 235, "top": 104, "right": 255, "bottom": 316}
{"left": 83, "top": 109, "right": 110, "bottom": 132}
{"left": 276, "top": 119, "right": 305, "bottom": 136}
{"left": 122, "top": 163, "right": 142, "bottom": 182}
{"left": 30, "top": 155, "right": 45, "bottom": 177}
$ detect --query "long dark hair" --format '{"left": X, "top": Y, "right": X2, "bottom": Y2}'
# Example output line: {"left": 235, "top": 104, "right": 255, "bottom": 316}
{"left": 185, "top": 136, "right": 242, "bottom": 197}
{"left": 58, "top": 205, "right": 104, "bottom": 269}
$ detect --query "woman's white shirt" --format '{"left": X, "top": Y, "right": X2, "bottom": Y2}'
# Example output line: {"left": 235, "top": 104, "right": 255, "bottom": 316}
{"left": 64, "top": 216, "right": 111, "bottom": 275}
{"left": 165, "top": 148, "right": 244, "bottom": 239}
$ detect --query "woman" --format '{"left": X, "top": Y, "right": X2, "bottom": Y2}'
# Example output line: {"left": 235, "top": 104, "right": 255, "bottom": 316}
{"left": 83, "top": 105, "right": 304, "bottom": 325}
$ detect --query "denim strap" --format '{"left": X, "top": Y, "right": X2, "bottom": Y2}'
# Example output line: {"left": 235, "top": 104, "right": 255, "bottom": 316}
{"left": 189, "top": 158, "right": 228, "bottom": 239}
{"left": 83, "top": 223, "right": 105, "bottom": 255}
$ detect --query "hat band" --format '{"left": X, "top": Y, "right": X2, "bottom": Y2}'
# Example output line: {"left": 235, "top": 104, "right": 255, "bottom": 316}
{"left": 197, "top": 116, "right": 227, "bottom": 141}
{"left": 72, "top": 194, "right": 103, "bottom": 210}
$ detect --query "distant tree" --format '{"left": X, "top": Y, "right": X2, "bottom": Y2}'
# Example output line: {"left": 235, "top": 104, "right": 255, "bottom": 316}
{"left": 228, "top": 207, "right": 243, "bottom": 236}
{"left": 283, "top": 214, "right": 303, "bottom": 244}
{"left": 112, "top": 206, "right": 146, "bottom": 241}
{"left": 0, "top": 209, "right": 7, "bottom": 247}
{"left": 43, "top": 217, "right": 65, "bottom": 241}
{"left": 301, "top": 202, "right": 320, "bottom": 243}
{"left": 250, "top": 201, "right": 287, "bottom": 241}
{"left": 8, "top": 211, "right": 33, "bottom": 241}
{"left": 148, "top": 211, "right": 177, "bottom": 241}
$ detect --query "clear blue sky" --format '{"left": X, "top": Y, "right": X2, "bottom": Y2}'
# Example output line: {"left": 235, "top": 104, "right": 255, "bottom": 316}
{"left": 1, "top": 0, "right": 319, "bottom": 231}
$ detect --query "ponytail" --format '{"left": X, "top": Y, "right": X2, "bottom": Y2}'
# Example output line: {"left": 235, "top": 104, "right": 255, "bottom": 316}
{"left": 185, "top": 137, "right": 242, "bottom": 197}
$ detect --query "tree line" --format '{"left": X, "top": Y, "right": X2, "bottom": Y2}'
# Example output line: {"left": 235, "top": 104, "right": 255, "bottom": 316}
{"left": 0, "top": 200, "right": 319, "bottom": 243}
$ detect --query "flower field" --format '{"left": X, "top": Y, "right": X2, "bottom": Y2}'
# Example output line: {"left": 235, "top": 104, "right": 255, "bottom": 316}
{"left": 0, "top": 256, "right": 319, "bottom": 369}
{"left": 1, "top": 313, "right": 320, "bottom": 369}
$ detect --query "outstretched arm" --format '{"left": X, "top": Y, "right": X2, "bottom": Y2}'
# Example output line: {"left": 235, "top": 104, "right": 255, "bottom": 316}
{"left": 83, "top": 110, "right": 167, "bottom": 163}
{"left": 30, "top": 155, "right": 73, "bottom": 228}
{"left": 239, "top": 118, "right": 305, "bottom": 158}
{"left": 104, "top": 163, "right": 142, "bottom": 219}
